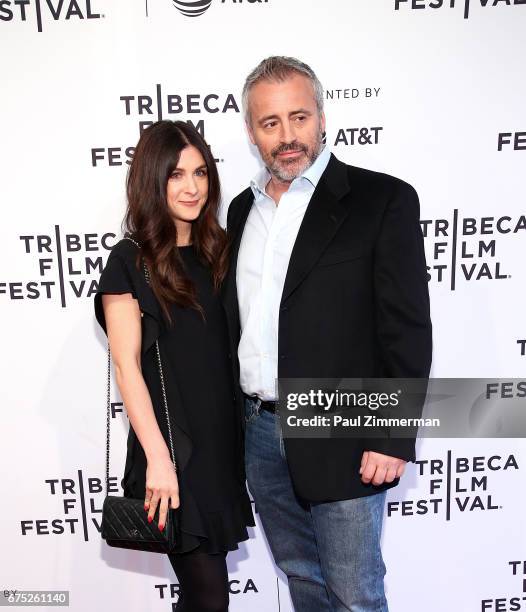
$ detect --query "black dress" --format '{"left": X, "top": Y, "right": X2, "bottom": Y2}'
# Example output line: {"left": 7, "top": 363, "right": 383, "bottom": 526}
{"left": 94, "top": 237, "right": 255, "bottom": 554}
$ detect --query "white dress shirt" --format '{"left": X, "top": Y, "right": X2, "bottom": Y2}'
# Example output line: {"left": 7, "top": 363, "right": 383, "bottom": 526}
{"left": 236, "top": 145, "right": 331, "bottom": 400}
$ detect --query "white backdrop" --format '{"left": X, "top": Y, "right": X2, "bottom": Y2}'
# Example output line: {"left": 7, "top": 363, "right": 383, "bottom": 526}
{"left": 1, "top": 1, "right": 525, "bottom": 610}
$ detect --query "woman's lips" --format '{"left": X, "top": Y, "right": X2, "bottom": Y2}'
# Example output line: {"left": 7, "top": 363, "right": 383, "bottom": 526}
{"left": 179, "top": 200, "right": 200, "bottom": 206}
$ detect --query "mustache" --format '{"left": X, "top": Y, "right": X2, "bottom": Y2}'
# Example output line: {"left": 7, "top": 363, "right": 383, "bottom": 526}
{"left": 271, "top": 141, "right": 308, "bottom": 158}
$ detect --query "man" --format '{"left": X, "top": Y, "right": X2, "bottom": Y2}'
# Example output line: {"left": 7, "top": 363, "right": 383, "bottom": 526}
{"left": 222, "top": 56, "right": 432, "bottom": 611}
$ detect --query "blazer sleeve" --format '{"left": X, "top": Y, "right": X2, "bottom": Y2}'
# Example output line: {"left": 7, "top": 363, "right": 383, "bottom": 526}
{"left": 367, "top": 180, "right": 433, "bottom": 462}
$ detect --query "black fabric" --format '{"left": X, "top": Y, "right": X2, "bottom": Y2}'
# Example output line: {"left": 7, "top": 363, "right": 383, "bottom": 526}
{"left": 95, "top": 239, "right": 255, "bottom": 554}
{"left": 222, "top": 153, "right": 433, "bottom": 503}
{"left": 168, "top": 548, "right": 229, "bottom": 612}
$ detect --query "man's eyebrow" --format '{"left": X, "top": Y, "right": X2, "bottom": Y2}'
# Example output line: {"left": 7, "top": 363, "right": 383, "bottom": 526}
{"left": 290, "top": 108, "right": 312, "bottom": 116}
{"left": 257, "top": 109, "right": 313, "bottom": 124}
{"left": 258, "top": 113, "right": 280, "bottom": 125}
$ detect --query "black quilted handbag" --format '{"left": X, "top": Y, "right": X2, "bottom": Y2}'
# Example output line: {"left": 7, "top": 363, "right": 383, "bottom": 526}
{"left": 101, "top": 237, "right": 180, "bottom": 553}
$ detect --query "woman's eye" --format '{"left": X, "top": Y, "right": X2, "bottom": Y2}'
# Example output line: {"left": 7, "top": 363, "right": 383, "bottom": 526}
{"left": 195, "top": 169, "right": 208, "bottom": 177}
{"left": 170, "top": 172, "right": 181, "bottom": 180}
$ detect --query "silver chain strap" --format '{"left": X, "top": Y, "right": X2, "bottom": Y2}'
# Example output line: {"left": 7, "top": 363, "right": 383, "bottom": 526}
{"left": 105, "top": 236, "right": 177, "bottom": 496}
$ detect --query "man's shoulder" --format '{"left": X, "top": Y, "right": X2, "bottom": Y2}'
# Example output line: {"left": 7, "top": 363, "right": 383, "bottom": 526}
{"left": 226, "top": 186, "right": 253, "bottom": 227}
{"left": 230, "top": 186, "right": 253, "bottom": 207}
{"left": 329, "top": 154, "right": 418, "bottom": 200}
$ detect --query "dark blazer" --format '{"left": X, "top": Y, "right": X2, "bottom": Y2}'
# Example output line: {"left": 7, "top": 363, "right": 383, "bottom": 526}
{"left": 222, "top": 153, "right": 432, "bottom": 502}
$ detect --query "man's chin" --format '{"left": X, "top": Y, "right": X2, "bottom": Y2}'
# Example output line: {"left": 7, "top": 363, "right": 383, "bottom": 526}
{"left": 271, "top": 159, "right": 311, "bottom": 182}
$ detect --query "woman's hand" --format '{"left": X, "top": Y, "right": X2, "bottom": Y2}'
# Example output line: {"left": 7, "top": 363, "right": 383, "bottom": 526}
{"left": 102, "top": 293, "right": 180, "bottom": 532}
{"left": 144, "top": 456, "right": 180, "bottom": 531}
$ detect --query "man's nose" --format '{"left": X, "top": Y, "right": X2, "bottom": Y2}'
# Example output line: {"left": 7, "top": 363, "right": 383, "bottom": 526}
{"left": 279, "top": 120, "right": 296, "bottom": 144}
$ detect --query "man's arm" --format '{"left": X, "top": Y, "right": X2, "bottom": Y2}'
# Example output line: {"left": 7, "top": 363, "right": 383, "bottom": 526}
{"left": 361, "top": 179, "right": 432, "bottom": 484}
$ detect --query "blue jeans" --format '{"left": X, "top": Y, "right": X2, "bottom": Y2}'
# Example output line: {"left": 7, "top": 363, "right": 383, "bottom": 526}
{"left": 244, "top": 397, "right": 389, "bottom": 612}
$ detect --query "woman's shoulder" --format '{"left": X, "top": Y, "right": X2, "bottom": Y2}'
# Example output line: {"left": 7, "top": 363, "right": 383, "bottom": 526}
{"left": 108, "top": 236, "right": 140, "bottom": 262}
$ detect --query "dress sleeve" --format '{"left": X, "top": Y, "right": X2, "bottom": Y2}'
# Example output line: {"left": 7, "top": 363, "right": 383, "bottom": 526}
{"left": 94, "top": 253, "right": 137, "bottom": 335}
{"left": 93, "top": 242, "right": 163, "bottom": 355}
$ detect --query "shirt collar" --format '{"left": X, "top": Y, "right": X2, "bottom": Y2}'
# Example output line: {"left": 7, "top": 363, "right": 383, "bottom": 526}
{"left": 250, "top": 145, "right": 331, "bottom": 198}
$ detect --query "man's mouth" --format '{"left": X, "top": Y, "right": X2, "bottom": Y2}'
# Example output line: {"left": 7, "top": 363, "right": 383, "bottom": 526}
{"left": 276, "top": 150, "right": 304, "bottom": 159}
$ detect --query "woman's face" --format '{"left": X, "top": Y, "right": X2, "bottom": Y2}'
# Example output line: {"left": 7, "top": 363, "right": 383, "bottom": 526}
{"left": 166, "top": 145, "right": 209, "bottom": 229}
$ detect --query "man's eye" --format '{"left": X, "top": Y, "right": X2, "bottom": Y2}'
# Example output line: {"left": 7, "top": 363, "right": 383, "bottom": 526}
{"left": 264, "top": 122, "right": 277, "bottom": 129}
{"left": 295, "top": 116, "right": 306, "bottom": 122}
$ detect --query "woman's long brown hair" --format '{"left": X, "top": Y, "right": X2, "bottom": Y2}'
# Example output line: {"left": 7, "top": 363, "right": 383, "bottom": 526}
{"left": 122, "top": 120, "right": 229, "bottom": 325}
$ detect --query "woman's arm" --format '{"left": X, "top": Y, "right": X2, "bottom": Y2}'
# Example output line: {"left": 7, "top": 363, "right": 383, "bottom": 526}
{"left": 102, "top": 292, "right": 179, "bottom": 531}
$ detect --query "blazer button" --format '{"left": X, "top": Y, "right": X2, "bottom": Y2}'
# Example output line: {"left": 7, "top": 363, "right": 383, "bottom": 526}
{"left": 280, "top": 354, "right": 286, "bottom": 360}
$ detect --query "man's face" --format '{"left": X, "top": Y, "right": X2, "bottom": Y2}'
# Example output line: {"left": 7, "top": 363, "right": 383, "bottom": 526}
{"left": 246, "top": 73, "right": 326, "bottom": 182}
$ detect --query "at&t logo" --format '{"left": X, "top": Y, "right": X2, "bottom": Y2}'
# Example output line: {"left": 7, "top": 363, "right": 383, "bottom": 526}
{"left": 162, "top": 0, "right": 269, "bottom": 20}
{"left": 172, "top": 0, "right": 212, "bottom": 17}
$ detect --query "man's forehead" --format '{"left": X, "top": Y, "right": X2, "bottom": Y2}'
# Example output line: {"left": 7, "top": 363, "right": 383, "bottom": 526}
{"left": 248, "top": 74, "right": 317, "bottom": 113}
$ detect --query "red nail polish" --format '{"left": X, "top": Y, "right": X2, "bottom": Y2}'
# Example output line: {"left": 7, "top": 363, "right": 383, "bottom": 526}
{"left": 147, "top": 515, "right": 153, "bottom": 523}
{"left": 144, "top": 504, "right": 149, "bottom": 511}
{"left": 159, "top": 524, "right": 164, "bottom": 531}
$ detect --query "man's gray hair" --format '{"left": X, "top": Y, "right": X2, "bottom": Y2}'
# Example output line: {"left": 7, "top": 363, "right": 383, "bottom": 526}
{"left": 242, "top": 56, "right": 324, "bottom": 123}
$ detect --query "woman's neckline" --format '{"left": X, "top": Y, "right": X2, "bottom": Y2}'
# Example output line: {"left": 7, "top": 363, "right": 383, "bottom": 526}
{"left": 177, "top": 243, "right": 194, "bottom": 249}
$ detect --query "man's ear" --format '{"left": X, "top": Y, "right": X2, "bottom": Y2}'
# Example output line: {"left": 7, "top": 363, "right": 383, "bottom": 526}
{"left": 320, "top": 111, "right": 326, "bottom": 135}
{"left": 245, "top": 118, "right": 256, "bottom": 146}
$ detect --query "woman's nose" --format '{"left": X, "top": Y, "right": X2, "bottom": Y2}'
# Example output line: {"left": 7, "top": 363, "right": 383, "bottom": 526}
{"left": 185, "top": 175, "right": 198, "bottom": 194}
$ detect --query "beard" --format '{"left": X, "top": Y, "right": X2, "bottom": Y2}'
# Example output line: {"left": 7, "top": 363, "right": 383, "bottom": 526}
{"left": 264, "top": 128, "right": 324, "bottom": 183}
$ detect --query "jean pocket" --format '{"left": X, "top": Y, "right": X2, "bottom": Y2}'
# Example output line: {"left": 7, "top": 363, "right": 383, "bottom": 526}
{"left": 244, "top": 399, "right": 260, "bottom": 425}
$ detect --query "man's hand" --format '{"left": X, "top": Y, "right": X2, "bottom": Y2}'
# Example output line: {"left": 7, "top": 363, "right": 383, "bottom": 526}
{"left": 359, "top": 450, "right": 406, "bottom": 485}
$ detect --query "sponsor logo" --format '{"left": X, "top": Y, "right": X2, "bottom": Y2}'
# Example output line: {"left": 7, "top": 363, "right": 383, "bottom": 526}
{"left": 0, "top": 0, "right": 103, "bottom": 33}
{"left": 498, "top": 132, "right": 526, "bottom": 151}
{"left": 421, "top": 210, "right": 525, "bottom": 289}
{"left": 154, "top": 578, "right": 259, "bottom": 606}
{"left": 394, "top": 0, "right": 526, "bottom": 20}
{"left": 387, "top": 451, "right": 520, "bottom": 520}
{"left": 20, "top": 470, "right": 112, "bottom": 539}
{"left": 172, "top": 0, "right": 213, "bottom": 17}
{"left": 0, "top": 228, "right": 116, "bottom": 305}
{"left": 481, "top": 561, "right": 526, "bottom": 611}
{"left": 146, "top": 0, "right": 269, "bottom": 19}
{"left": 90, "top": 84, "right": 240, "bottom": 168}
{"left": 333, "top": 126, "right": 383, "bottom": 146}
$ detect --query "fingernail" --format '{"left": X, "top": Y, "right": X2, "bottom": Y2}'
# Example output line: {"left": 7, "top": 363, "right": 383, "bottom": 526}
{"left": 159, "top": 524, "right": 164, "bottom": 531}
{"left": 144, "top": 504, "right": 149, "bottom": 511}
{"left": 147, "top": 515, "right": 153, "bottom": 523}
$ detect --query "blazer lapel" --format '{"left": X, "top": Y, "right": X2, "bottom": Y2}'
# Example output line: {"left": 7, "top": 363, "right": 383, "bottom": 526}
{"left": 281, "top": 153, "right": 352, "bottom": 304}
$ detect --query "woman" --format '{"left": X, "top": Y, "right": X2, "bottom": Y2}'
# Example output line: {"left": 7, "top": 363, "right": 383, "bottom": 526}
{"left": 94, "top": 120, "right": 254, "bottom": 611}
